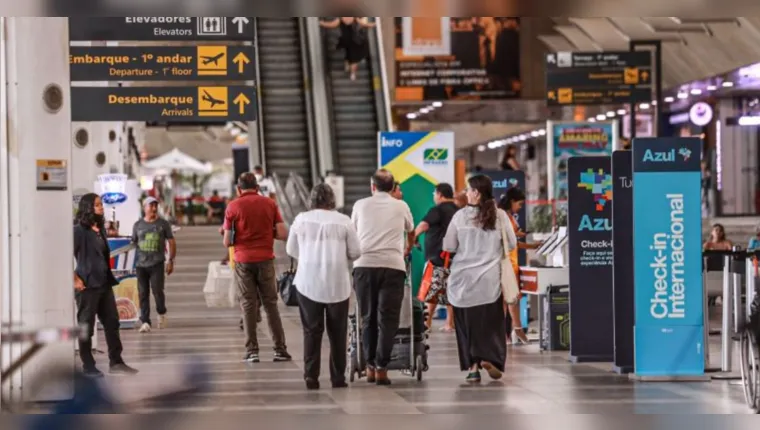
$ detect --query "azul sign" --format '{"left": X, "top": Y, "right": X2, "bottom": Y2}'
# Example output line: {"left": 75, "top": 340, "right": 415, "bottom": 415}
{"left": 576, "top": 168, "right": 612, "bottom": 231}
{"left": 642, "top": 147, "right": 692, "bottom": 163}
{"left": 632, "top": 137, "right": 704, "bottom": 378}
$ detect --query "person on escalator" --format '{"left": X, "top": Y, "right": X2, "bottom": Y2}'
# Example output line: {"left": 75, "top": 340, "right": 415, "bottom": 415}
{"left": 253, "top": 166, "right": 276, "bottom": 201}
{"left": 319, "top": 17, "right": 376, "bottom": 81}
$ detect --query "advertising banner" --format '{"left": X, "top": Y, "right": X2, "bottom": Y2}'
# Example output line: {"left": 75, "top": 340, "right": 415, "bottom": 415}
{"left": 379, "top": 132, "right": 455, "bottom": 294}
{"left": 547, "top": 121, "right": 616, "bottom": 203}
{"left": 107, "top": 237, "right": 141, "bottom": 329}
{"left": 484, "top": 170, "right": 526, "bottom": 266}
{"left": 394, "top": 17, "right": 521, "bottom": 102}
{"left": 633, "top": 138, "right": 704, "bottom": 378}
{"left": 612, "top": 151, "right": 634, "bottom": 374}
{"left": 567, "top": 156, "right": 614, "bottom": 363}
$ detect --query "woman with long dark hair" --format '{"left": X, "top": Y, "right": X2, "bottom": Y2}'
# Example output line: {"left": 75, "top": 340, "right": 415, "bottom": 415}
{"left": 499, "top": 145, "right": 521, "bottom": 171}
{"left": 443, "top": 175, "right": 516, "bottom": 383}
{"left": 74, "top": 193, "right": 138, "bottom": 378}
{"left": 498, "top": 187, "right": 542, "bottom": 344}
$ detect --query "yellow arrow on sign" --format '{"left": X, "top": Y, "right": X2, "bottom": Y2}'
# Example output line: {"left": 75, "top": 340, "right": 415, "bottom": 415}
{"left": 233, "top": 93, "right": 251, "bottom": 114}
{"left": 232, "top": 52, "right": 251, "bottom": 74}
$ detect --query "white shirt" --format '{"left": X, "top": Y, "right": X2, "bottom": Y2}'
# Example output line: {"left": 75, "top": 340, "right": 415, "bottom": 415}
{"left": 351, "top": 192, "right": 414, "bottom": 272}
{"left": 443, "top": 207, "right": 516, "bottom": 308}
{"left": 257, "top": 176, "right": 276, "bottom": 198}
{"left": 286, "top": 209, "right": 361, "bottom": 303}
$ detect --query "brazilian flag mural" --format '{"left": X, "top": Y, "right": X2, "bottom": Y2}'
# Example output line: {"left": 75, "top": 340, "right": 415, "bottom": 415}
{"left": 378, "top": 131, "right": 455, "bottom": 295}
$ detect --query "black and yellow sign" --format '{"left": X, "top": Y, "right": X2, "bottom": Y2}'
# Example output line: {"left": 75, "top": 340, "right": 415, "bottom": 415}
{"left": 68, "top": 17, "right": 255, "bottom": 42}
{"left": 546, "top": 51, "right": 652, "bottom": 106}
{"left": 69, "top": 46, "right": 255, "bottom": 82}
{"left": 71, "top": 86, "right": 256, "bottom": 122}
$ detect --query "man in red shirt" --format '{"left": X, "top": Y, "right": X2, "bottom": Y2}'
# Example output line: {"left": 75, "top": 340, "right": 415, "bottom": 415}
{"left": 224, "top": 173, "right": 291, "bottom": 363}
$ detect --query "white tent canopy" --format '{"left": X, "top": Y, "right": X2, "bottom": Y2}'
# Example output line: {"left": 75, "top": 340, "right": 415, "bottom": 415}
{"left": 142, "top": 148, "right": 212, "bottom": 175}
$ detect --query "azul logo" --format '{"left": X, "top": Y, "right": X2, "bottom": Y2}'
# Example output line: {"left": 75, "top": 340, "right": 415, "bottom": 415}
{"left": 101, "top": 192, "right": 128, "bottom": 205}
{"left": 509, "top": 178, "right": 518, "bottom": 187}
{"left": 381, "top": 137, "right": 403, "bottom": 148}
{"left": 577, "top": 168, "right": 612, "bottom": 232}
{"left": 642, "top": 148, "right": 691, "bottom": 163}
{"left": 423, "top": 148, "right": 449, "bottom": 165}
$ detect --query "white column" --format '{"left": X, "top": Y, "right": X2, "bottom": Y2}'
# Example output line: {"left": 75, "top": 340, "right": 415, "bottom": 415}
{"left": 1, "top": 17, "right": 75, "bottom": 402}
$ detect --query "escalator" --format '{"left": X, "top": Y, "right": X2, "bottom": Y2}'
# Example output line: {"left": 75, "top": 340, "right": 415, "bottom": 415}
{"left": 322, "top": 20, "right": 390, "bottom": 213}
{"left": 255, "top": 18, "right": 315, "bottom": 187}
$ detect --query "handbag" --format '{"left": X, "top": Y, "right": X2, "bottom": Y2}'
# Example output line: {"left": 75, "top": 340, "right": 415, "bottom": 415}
{"left": 417, "top": 252, "right": 451, "bottom": 303}
{"left": 499, "top": 215, "right": 520, "bottom": 304}
{"left": 277, "top": 258, "right": 299, "bottom": 307}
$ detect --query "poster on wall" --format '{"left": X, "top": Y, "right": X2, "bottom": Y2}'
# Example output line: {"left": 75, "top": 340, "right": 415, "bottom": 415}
{"left": 547, "top": 121, "right": 617, "bottom": 203}
{"left": 632, "top": 137, "right": 704, "bottom": 378}
{"left": 567, "top": 156, "right": 614, "bottom": 363}
{"left": 394, "top": 17, "right": 521, "bottom": 102}
{"left": 379, "top": 131, "right": 455, "bottom": 294}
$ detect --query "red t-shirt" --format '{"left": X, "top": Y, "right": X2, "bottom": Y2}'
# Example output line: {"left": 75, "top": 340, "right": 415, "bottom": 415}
{"left": 223, "top": 192, "right": 283, "bottom": 264}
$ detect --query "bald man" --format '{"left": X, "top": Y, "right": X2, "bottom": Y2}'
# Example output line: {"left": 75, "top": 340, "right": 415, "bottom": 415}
{"left": 351, "top": 169, "right": 414, "bottom": 386}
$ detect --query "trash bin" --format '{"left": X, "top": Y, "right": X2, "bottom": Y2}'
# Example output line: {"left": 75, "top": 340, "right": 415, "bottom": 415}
{"left": 542, "top": 285, "right": 570, "bottom": 351}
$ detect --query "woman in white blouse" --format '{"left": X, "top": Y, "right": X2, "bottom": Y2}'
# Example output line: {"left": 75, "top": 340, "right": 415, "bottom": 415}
{"left": 286, "top": 183, "right": 361, "bottom": 390}
{"left": 443, "top": 174, "right": 517, "bottom": 383}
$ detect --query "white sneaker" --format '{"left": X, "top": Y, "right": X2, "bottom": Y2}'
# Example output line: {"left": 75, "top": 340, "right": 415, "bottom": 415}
{"left": 138, "top": 323, "right": 151, "bottom": 333}
{"left": 158, "top": 315, "right": 168, "bottom": 330}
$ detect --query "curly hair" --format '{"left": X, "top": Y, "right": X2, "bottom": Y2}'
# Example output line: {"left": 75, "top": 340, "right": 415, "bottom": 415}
{"left": 310, "top": 183, "right": 336, "bottom": 210}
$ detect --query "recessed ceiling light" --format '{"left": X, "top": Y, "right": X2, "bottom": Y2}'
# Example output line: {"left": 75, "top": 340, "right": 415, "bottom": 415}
{"left": 665, "top": 96, "right": 675, "bottom": 103}
{"left": 538, "top": 129, "right": 547, "bottom": 136}
{"left": 617, "top": 109, "right": 626, "bottom": 115}
{"left": 606, "top": 111, "right": 616, "bottom": 117}
{"left": 477, "top": 145, "right": 486, "bottom": 152}
{"left": 639, "top": 103, "right": 651, "bottom": 109}
{"left": 722, "top": 81, "right": 734, "bottom": 88}
{"left": 596, "top": 114, "right": 606, "bottom": 120}
{"left": 432, "top": 102, "right": 443, "bottom": 108}
{"left": 707, "top": 85, "right": 717, "bottom": 91}
{"left": 406, "top": 113, "right": 417, "bottom": 119}
{"left": 420, "top": 108, "right": 430, "bottom": 114}
{"left": 531, "top": 131, "right": 540, "bottom": 137}
{"left": 677, "top": 93, "right": 688, "bottom": 99}
{"left": 588, "top": 118, "right": 597, "bottom": 123}
{"left": 487, "top": 141, "right": 498, "bottom": 149}
{"left": 519, "top": 135, "right": 528, "bottom": 141}
{"left": 651, "top": 100, "right": 657, "bottom": 106}
{"left": 690, "top": 89, "right": 702, "bottom": 95}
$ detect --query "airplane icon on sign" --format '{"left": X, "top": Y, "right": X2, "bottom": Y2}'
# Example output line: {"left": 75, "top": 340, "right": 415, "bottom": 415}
{"left": 202, "top": 90, "right": 225, "bottom": 108}
{"left": 201, "top": 52, "right": 225, "bottom": 66}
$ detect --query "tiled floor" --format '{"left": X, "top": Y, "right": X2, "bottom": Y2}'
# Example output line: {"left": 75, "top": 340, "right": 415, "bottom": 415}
{"left": 93, "top": 227, "right": 753, "bottom": 414}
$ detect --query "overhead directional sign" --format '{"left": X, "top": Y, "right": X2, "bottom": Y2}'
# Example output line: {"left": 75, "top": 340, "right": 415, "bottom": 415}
{"left": 545, "top": 51, "right": 653, "bottom": 106}
{"left": 69, "top": 46, "right": 255, "bottom": 81}
{"left": 68, "top": 17, "right": 255, "bottom": 41}
{"left": 70, "top": 86, "right": 256, "bottom": 122}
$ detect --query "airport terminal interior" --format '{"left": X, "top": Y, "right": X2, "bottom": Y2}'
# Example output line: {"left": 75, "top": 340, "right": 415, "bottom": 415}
{"left": 4, "top": 16, "right": 760, "bottom": 414}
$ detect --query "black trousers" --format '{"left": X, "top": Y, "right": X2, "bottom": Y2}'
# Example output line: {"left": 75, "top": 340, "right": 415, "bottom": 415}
{"left": 136, "top": 263, "right": 166, "bottom": 326}
{"left": 353, "top": 267, "right": 406, "bottom": 369}
{"left": 453, "top": 296, "right": 507, "bottom": 372}
{"left": 297, "top": 291, "right": 349, "bottom": 383}
{"left": 76, "top": 287, "right": 124, "bottom": 370}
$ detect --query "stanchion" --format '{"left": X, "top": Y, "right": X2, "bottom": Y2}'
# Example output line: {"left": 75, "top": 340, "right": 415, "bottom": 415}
{"left": 711, "top": 249, "right": 743, "bottom": 380}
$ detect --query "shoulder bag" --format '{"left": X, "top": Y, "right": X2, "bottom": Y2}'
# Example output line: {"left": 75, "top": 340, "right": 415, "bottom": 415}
{"left": 277, "top": 258, "right": 299, "bottom": 307}
{"left": 499, "top": 215, "right": 520, "bottom": 304}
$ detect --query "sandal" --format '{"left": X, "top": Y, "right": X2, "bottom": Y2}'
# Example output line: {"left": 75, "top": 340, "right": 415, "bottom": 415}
{"left": 481, "top": 361, "right": 503, "bottom": 380}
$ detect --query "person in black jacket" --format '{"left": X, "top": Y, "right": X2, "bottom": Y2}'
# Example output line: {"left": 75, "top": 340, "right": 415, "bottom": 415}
{"left": 74, "top": 193, "right": 138, "bottom": 378}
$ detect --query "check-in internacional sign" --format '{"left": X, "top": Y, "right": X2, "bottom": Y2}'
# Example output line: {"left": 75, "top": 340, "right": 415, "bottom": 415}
{"left": 70, "top": 86, "right": 256, "bottom": 122}
{"left": 546, "top": 51, "right": 652, "bottom": 106}
{"left": 70, "top": 46, "right": 255, "bottom": 81}
{"left": 68, "top": 17, "right": 255, "bottom": 41}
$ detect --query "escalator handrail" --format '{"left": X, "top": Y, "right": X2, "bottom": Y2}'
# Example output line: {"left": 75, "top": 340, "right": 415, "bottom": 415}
{"left": 289, "top": 172, "right": 311, "bottom": 209}
{"left": 319, "top": 23, "right": 341, "bottom": 176}
{"left": 297, "top": 17, "right": 320, "bottom": 187}
{"left": 272, "top": 172, "right": 295, "bottom": 225}
{"left": 252, "top": 18, "right": 267, "bottom": 169}
{"left": 371, "top": 17, "right": 394, "bottom": 132}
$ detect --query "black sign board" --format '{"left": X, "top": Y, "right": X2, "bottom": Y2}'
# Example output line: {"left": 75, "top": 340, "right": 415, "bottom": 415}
{"left": 567, "top": 156, "right": 614, "bottom": 363}
{"left": 611, "top": 150, "right": 634, "bottom": 374}
{"left": 68, "top": 17, "right": 255, "bottom": 41}
{"left": 71, "top": 86, "right": 256, "bottom": 122}
{"left": 546, "top": 51, "right": 652, "bottom": 106}
{"left": 484, "top": 170, "right": 527, "bottom": 265}
{"left": 70, "top": 46, "right": 256, "bottom": 82}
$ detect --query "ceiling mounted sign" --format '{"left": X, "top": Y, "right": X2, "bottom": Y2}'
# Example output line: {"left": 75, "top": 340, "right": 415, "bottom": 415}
{"left": 689, "top": 102, "right": 713, "bottom": 127}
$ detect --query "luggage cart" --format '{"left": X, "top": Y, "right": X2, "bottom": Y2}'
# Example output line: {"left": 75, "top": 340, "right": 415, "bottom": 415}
{"left": 348, "top": 257, "right": 429, "bottom": 382}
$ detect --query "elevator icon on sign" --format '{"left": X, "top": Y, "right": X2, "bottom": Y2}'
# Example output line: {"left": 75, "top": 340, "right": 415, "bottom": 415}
{"left": 197, "top": 17, "right": 227, "bottom": 37}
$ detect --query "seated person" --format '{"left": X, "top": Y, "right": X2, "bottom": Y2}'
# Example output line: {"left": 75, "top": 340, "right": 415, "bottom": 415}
{"left": 206, "top": 190, "right": 226, "bottom": 224}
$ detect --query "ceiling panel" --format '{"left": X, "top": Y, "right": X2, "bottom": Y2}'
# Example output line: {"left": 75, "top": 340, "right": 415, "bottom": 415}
{"left": 554, "top": 25, "right": 600, "bottom": 51}
{"left": 568, "top": 18, "right": 629, "bottom": 50}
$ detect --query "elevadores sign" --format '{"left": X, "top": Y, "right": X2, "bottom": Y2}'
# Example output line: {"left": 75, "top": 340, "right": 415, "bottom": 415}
{"left": 632, "top": 138, "right": 704, "bottom": 378}
{"left": 567, "top": 156, "right": 614, "bottom": 363}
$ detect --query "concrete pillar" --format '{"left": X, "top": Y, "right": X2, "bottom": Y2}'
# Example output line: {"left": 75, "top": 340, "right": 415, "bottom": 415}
{"left": 0, "top": 17, "right": 75, "bottom": 402}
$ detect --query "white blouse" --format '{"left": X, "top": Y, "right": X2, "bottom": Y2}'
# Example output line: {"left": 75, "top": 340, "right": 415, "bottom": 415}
{"left": 286, "top": 209, "right": 362, "bottom": 304}
{"left": 443, "top": 207, "right": 517, "bottom": 308}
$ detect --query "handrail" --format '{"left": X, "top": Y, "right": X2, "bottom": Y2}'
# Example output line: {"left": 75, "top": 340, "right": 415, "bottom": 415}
{"left": 272, "top": 172, "right": 295, "bottom": 225}
{"left": 319, "top": 21, "right": 340, "bottom": 176}
{"left": 373, "top": 17, "right": 394, "bottom": 131}
{"left": 289, "top": 172, "right": 311, "bottom": 208}
{"left": 252, "top": 18, "right": 267, "bottom": 169}
{"left": 297, "top": 17, "right": 320, "bottom": 187}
